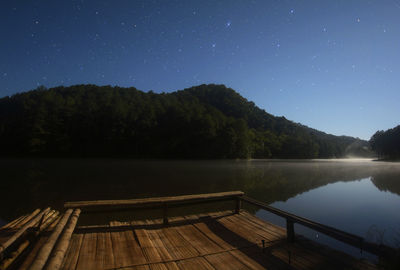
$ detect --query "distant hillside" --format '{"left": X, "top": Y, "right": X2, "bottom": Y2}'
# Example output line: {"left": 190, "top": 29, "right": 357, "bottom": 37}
{"left": 0, "top": 84, "right": 372, "bottom": 158}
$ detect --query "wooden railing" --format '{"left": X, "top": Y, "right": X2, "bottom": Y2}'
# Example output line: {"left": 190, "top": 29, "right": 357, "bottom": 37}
{"left": 64, "top": 191, "right": 393, "bottom": 257}
{"left": 64, "top": 191, "right": 243, "bottom": 225}
{"left": 240, "top": 195, "right": 394, "bottom": 258}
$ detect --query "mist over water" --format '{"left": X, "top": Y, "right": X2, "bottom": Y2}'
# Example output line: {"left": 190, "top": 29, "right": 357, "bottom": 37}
{"left": 0, "top": 158, "right": 399, "bottom": 257}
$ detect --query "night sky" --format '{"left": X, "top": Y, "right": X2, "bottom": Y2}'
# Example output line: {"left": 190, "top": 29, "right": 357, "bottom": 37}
{"left": 1, "top": 0, "right": 399, "bottom": 140}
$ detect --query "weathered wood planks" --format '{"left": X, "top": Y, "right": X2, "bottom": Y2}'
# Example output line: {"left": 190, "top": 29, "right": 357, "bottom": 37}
{"left": 0, "top": 192, "right": 384, "bottom": 270}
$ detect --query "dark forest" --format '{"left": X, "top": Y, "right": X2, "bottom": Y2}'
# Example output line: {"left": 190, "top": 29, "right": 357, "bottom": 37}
{"left": 370, "top": 125, "right": 400, "bottom": 160}
{"left": 0, "top": 84, "right": 372, "bottom": 158}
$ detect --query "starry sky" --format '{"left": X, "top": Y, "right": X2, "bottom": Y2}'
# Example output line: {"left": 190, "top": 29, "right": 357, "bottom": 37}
{"left": 1, "top": 0, "right": 399, "bottom": 140}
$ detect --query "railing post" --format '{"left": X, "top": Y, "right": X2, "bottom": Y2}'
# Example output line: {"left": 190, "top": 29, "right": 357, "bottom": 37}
{"left": 163, "top": 203, "right": 168, "bottom": 225}
{"left": 286, "top": 218, "right": 295, "bottom": 243}
{"left": 235, "top": 196, "right": 241, "bottom": 214}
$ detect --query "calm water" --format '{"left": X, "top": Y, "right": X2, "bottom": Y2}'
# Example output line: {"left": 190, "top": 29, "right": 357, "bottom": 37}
{"left": 1, "top": 158, "right": 399, "bottom": 258}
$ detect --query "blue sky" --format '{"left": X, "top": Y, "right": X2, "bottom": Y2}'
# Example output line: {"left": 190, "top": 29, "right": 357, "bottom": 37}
{"left": 1, "top": 0, "right": 399, "bottom": 140}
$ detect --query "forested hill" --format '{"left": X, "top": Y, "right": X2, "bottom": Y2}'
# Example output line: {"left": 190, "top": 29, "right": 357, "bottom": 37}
{"left": 370, "top": 125, "right": 400, "bottom": 160}
{"left": 0, "top": 84, "right": 371, "bottom": 158}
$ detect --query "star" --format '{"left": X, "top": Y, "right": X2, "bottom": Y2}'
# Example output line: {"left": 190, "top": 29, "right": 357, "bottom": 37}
{"left": 212, "top": 43, "right": 216, "bottom": 48}
{"left": 290, "top": 9, "right": 295, "bottom": 14}
{"left": 226, "top": 21, "right": 231, "bottom": 28}
{"left": 356, "top": 18, "right": 360, "bottom": 23}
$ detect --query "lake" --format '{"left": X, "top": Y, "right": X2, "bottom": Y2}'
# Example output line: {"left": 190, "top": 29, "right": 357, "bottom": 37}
{"left": 0, "top": 158, "right": 399, "bottom": 259}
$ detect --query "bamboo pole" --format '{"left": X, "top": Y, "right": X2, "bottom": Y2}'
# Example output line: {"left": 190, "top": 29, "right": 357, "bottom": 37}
{"left": 0, "top": 211, "right": 59, "bottom": 270}
{"left": 0, "top": 208, "right": 41, "bottom": 231}
{"left": 0, "top": 240, "right": 30, "bottom": 270}
{"left": 0, "top": 216, "right": 26, "bottom": 230}
{"left": 43, "top": 209, "right": 80, "bottom": 270}
{"left": 28, "top": 209, "right": 73, "bottom": 270}
{"left": 14, "top": 209, "right": 41, "bottom": 229}
{"left": 40, "top": 211, "right": 59, "bottom": 230}
{"left": 0, "top": 208, "right": 50, "bottom": 259}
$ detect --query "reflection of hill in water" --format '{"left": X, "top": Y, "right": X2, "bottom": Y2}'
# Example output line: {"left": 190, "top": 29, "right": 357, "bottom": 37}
{"left": 237, "top": 161, "right": 373, "bottom": 202}
{"left": 370, "top": 168, "right": 400, "bottom": 196}
{"left": 1, "top": 159, "right": 399, "bottom": 220}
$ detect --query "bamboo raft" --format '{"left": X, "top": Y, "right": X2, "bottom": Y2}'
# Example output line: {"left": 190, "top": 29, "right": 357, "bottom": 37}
{"left": 0, "top": 191, "right": 392, "bottom": 270}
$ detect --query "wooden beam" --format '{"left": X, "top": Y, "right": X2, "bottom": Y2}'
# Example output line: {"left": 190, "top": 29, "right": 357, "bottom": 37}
{"left": 64, "top": 191, "right": 244, "bottom": 212}
{"left": 163, "top": 203, "right": 168, "bottom": 225}
{"left": 235, "top": 197, "right": 241, "bottom": 214}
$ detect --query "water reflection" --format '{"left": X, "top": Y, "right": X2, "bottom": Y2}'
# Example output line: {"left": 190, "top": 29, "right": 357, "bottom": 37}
{"left": 257, "top": 176, "right": 400, "bottom": 259}
{"left": 371, "top": 170, "right": 400, "bottom": 196}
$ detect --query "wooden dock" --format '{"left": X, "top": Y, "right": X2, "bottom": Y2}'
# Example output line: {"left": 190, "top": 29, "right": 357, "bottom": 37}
{"left": 0, "top": 191, "right": 390, "bottom": 269}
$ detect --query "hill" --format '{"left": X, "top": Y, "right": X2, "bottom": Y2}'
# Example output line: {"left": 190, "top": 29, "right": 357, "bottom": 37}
{"left": 0, "top": 84, "right": 372, "bottom": 158}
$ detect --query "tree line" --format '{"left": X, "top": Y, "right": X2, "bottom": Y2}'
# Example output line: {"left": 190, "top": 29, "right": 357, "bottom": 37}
{"left": 0, "top": 84, "right": 371, "bottom": 158}
{"left": 370, "top": 125, "right": 400, "bottom": 160}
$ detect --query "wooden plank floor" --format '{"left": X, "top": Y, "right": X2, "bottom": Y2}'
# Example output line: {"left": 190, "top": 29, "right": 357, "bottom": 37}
{"left": 54, "top": 210, "right": 376, "bottom": 270}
